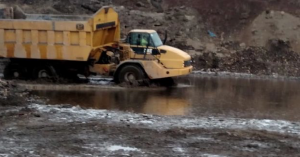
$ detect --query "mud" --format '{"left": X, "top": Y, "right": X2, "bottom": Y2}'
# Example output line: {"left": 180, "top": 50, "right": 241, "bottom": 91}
{"left": 0, "top": 103, "right": 299, "bottom": 156}
{"left": 1, "top": 76, "right": 300, "bottom": 156}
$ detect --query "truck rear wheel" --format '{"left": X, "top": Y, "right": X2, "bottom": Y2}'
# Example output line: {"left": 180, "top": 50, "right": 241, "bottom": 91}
{"left": 32, "top": 65, "right": 58, "bottom": 81}
{"left": 117, "top": 65, "right": 146, "bottom": 84}
{"left": 3, "top": 63, "right": 27, "bottom": 80}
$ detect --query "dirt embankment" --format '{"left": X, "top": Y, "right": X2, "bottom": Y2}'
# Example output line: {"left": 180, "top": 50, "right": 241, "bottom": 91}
{"left": 2, "top": 0, "right": 300, "bottom": 77}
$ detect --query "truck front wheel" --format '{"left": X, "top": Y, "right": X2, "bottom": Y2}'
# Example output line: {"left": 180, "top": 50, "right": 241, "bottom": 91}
{"left": 117, "top": 65, "right": 146, "bottom": 84}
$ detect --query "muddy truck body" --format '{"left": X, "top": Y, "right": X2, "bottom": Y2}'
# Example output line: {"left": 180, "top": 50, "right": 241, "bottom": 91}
{"left": 0, "top": 7, "right": 192, "bottom": 84}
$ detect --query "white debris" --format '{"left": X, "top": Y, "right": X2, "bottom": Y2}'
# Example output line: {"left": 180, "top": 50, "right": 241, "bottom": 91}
{"left": 29, "top": 104, "right": 300, "bottom": 136}
{"left": 107, "top": 145, "right": 140, "bottom": 152}
{"left": 140, "top": 120, "right": 153, "bottom": 124}
{"left": 173, "top": 147, "right": 184, "bottom": 153}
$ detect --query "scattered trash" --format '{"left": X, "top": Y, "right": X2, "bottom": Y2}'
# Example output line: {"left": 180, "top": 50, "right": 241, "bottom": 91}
{"left": 208, "top": 30, "right": 217, "bottom": 37}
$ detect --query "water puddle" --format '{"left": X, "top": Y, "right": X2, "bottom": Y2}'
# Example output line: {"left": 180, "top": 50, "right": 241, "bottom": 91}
{"left": 30, "top": 76, "right": 300, "bottom": 121}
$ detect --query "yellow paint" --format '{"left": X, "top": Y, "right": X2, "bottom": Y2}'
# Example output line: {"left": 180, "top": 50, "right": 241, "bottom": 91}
{"left": 23, "top": 44, "right": 31, "bottom": 58}
{"left": 39, "top": 45, "right": 47, "bottom": 59}
{"left": 30, "top": 45, "right": 41, "bottom": 59}
{"left": 6, "top": 43, "right": 14, "bottom": 57}
{"left": 23, "top": 30, "right": 31, "bottom": 43}
{"left": 140, "top": 60, "right": 192, "bottom": 79}
{"left": 130, "top": 29, "right": 156, "bottom": 34}
{"left": 0, "top": 29, "right": 7, "bottom": 57}
{"left": 119, "top": 60, "right": 192, "bottom": 79}
{"left": 0, "top": 7, "right": 119, "bottom": 61}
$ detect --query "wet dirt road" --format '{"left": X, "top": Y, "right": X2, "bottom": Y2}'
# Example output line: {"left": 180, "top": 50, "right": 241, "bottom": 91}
{"left": 31, "top": 76, "right": 300, "bottom": 121}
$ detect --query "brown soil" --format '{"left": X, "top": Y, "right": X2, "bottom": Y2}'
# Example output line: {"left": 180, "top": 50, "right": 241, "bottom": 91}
{"left": 193, "top": 43, "right": 300, "bottom": 77}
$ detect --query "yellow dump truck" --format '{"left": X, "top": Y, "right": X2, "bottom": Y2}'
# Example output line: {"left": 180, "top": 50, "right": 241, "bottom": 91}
{"left": 0, "top": 6, "right": 192, "bottom": 84}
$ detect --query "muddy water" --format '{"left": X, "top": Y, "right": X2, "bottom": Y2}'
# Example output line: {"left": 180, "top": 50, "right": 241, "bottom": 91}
{"left": 31, "top": 76, "right": 300, "bottom": 121}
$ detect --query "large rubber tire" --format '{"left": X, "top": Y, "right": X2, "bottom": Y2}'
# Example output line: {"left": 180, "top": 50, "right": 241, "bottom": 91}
{"left": 3, "top": 63, "right": 27, "bottom": 80}
{"left": 117, "top": 65, "right": 146, "bottom": 84}
{"left": 32, "top": 65, "right": 58, "bottom": 81}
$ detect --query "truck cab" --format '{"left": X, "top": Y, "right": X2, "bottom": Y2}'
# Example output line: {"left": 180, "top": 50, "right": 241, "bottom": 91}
{"left": 113, "top": 29, "right": 192, "bottom": 84}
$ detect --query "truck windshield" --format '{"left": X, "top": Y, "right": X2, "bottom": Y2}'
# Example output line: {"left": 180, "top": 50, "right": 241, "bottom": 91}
{"left": 150, "top": 33, "right": 163, "bottom": 47}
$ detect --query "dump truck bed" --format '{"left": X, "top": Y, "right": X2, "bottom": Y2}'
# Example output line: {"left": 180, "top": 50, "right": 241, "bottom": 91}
{"left": 0, "top": 7, "right": 120, "bottom": 61}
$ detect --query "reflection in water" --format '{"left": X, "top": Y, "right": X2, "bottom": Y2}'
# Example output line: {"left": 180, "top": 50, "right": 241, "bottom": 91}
{"left": 32, "top": 88, "right": 190, "bottom": 116}
{"left": 31, "top": 76, "right": 300, "bottom": 121}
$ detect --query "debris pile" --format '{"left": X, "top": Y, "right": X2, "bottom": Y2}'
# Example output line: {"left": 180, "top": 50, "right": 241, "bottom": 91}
{"left": 192, "top": 39, "right": 300, "bottom": 77}
{"left": 239, "top": 10, "right": 300, "bottom": 52}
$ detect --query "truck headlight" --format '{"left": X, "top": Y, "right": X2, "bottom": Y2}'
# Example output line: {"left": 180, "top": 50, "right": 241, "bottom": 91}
{"left": 184, "top": 60, "right": 192, "bottom": 67}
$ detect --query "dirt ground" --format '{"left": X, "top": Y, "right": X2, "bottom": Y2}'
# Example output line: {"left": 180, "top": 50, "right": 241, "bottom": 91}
{"left": 1, "top": 103, "right": 300, "bottom": 157}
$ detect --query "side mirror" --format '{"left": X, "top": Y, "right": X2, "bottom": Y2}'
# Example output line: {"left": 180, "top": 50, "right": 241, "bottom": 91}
{"left": 152, "top": 49, "right": 160, "bottom": 55}
{"left": 163, "top": 30, "right": 168, "bottom": 45}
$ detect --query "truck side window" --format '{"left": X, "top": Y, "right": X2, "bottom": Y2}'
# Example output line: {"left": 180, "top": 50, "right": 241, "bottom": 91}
{"left": 149, "top": 37, "right": 155, "bottom": 47}
{"left": 126, "top": 33, "right": 155, "bottom": 54}
{"left": 126, "top": 33, "right": 137, "bottom": 45}
{"left": 127, "top": 33, "right": 152, "bottom": 46}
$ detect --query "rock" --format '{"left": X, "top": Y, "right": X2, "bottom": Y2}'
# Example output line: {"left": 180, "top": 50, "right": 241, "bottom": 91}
{"left": 205, "top": 43, "right": 218, "bottom": 53}
{"left": 240, "top": 43, "right": 247, "bottom": 49}
{"left": 136, "top": 2, "right": 146, "bottom": 7}
{"left": 0, "top": 79, "right": 8, "bottom": 87}
{"left": 251, "top": 29, "right": 258, "bottom": 35}
{"left": 184, "top": 15, "right": 195, "bottom": 21}
{"left": 53, "top": 3, "right": 75, "bottom": 13}
{"left": 150, "top": 0, "right": 164, "bottom": 12}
